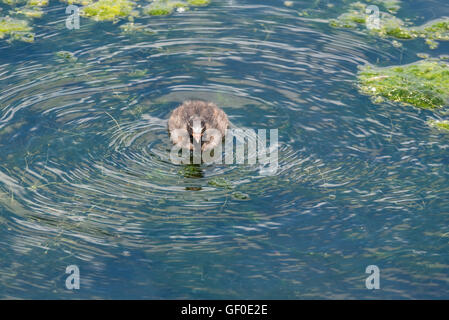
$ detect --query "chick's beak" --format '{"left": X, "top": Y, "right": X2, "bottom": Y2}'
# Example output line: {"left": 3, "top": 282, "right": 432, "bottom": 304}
{"left": 192, "top": 132, "right": 202, "bottom": 144}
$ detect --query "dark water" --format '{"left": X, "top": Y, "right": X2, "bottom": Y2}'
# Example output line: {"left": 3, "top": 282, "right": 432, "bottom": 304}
{"left": 0, "top": 0, "right": 449, "bottom": 299}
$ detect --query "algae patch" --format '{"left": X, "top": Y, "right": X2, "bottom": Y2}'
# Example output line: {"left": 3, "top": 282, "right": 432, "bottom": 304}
{"left": 27, "top": 0, "right": 48, "bottom": 6}
{"left": 81, "top": 0, "right": 135, "bottom": 21}
{"left": 119, "top": 22, "right": 155, "bottom": 35}
{"left": 187, "top": 0, "right": 210, "bottom": 6}
{"left": 208, "top": 177, "right": 233, "bottom": 189}
{"left": 329, "top": 2, "right": 416, "bottom": 40}
{"left": 144, "top": 1, "right": 188, "bottom": 16}
{"left": 0, "top": 16, "right": 34, "bottom": 42}
{"left": 358, "top": 60, "right": 449, "bottom": 109}
{"left": 56, "top": 50, "right": 78, "bottom": 62}
{"left": 232, "top": 191, "right": 250, "bottom": 200}
{"left": 143, "top": 0, "right": 211, "bottom": 16}
{"left": 428, "top": 120, "right": 449, "bottom": 131}
{"left": 329, "top": 2, "right": 449, "bottom": 48}
{"left": 14, "top": 7, "right": 44, "bottom": 18}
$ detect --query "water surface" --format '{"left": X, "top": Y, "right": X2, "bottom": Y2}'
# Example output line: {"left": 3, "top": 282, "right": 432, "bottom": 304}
{"left": 0, "top": 0, "right": 448, "bottom": 299}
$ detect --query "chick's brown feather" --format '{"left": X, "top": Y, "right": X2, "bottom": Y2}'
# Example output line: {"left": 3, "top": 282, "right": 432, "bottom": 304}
{"left": 168, "top": 100, "right": 229, "bottom": 150}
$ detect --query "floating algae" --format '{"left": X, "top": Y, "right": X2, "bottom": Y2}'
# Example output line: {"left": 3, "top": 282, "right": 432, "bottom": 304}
{"left": 358, "top": 60, "right": 449, "bottom": 109}
{"left": 428, "top": 120, "right": 449, "bottom": 131}
{"left": 0, "top": 16, "right": 34, "bottom": 42}
{"left": 81, "top": 0, "right": 135, "bottom": 21}
{"left": 1, "top": 0, "right": 27, "bottom": 4}
{"left": 14, "top": 7, "right": 44, "bottom": 18}
{"left": 119, "top": 22, "right": 155, "bottom": 35}
{"left": 62, "top": 0, "right": 93, "bottom": 4}
{"left": 421, "top": 19, "right": 449, "bottom": 41}
{"left": 374, "top": 0, "right": 401, "bottom": 13}
{"left": 128, "top": 68, "right": 148, "bottom": 77}
{"left": 416, "top": 18, "right": 449, "bottom": 49}
{"left": 144, "top": 0, "right": 188, "bottom": 16}
{"left": 186, "top": 0, "right": 210, "bottom": 6}
{"left": 232, "top": 191, "right": 250, "bottom": 200}
{"left": 328, "top": 1, "right": 449, "bottom": 48}
{"left": 208, "top": 177, "right": 233, "bottom": 189}
{"left": 329, "top": 2, "right": 416, "bottom": 39}
{"left": 329, "top": 2, "right": 368, "bottom": 28}
{"left": 27, "top": 0, "right": 48, "bottom": 6}
{"left": 56, "top": 50, "right": 77, "bottom": 62}
{"left": 0, "top": 0, "right": 212, "bottom": 43}
{"left": 143, "top": 0, "right": 211, "bottom": 16}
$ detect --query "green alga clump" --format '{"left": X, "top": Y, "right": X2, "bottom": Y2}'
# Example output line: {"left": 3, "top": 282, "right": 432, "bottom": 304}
{"left": 187, "top": 0, "right": 210, "bottom": 6}
{"left": 330, "top": 2, "right": 416, "bottom": 40}
{"left": 208, "top": 177, "right": 233, "bottom": 189}
{"left": 358, "top": 60, "right": 449, "bottom": 109}
{"left": 329, "top": 3, "right": 449, "bottom": 48}
{"left": 119, "top": 22, "right": 155, "bottom": 35}
{"left": 62, "top": 0, "right": 93, "bottom": 5}
{"left": 371, "top": 13, "right": 418, "bottom": 39}
{"left": 422, "top": 19, "right": 449, "bottom": 40}
{"left": 428, "top": 120, "right": 449, "bottom": 131}
{"left": 0, "top": 16, "right": 34, "bottom": 42}
{"left": 27, "top": 0, "right": 48, "bottom": 6}
{"left": 15, "top": 7, "right": 44, "bottom": 18}
{"left": 82, "top": 0, "right": 134, "bottom": 21}
{"left": 56, "top": 50, "right": 77, "bottom": 62}
{"left": 329, "top": 2, "right": 367, "bottom": 28}
{"left": 232, "top": 191, "right": 250, "bottom": 200}
{"left": 144, "top": 0, "right": 188, "bottom": 16}
{"left": 414, "top": 18, "right": 449, "bottom": 49}
{"left": 372, "top": 0, "right": 401, "bottom": 13}
{"left": 329, "top": 11, "right": 366, "bottom": 29}
{"left": 1, "top": 0, "right": 27, "bottom": 5}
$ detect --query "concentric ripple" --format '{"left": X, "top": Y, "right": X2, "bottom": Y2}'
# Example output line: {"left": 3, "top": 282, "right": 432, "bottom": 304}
{"left": 0, "top": 0, "right": 448, "bottom": 299}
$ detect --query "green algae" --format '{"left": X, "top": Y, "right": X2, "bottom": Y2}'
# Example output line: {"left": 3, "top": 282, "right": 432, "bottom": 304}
{"left": 128, "top": 68, "right": 148, "bottom": 77}
{"left": 144, "top": 0, "right": 188, "bottom": 16}
{"left": 425, "top": 38, "right": 439, "bottom": 49}
{"left": 422, "top": 19, "right": 449, "bottom": 40}
{"left": 374, "top": 0, "right": 401, "bottom": 13}
{"left": 143, "top": 0, "right": 211, "bottom": 16}
{"left": 208, "top": 178, "right": 233, "bottom": 189}
{"left": 358, "top": 60, "right": 449, "bottom": 109}
{"left": 187, "top": 0, "right": 210, "bottom": 6}
{"left": 417, "top": 18, "right": 449, "bottom": 48}
{"left": 81, "top": 0, "right": 135, "bottom": 21}
{"left": 62, "top": 0, "right": 93, "bottom": 4}
{"left": 232, "top": 191, "right": 250, "bottom": 200}
{"left": 330, "top": 2, "right": 417, "bottom": 40}
{"left": 56, "top": 50, "right": 78, "bottom": 62}
{"left": 15, "top": 7, "right": 44, "bottom": 18}
{"left": 27, "top": 0, "right": 48, "bottom": 6}
{"left": 1, "top": 0, "right": 27, "bottom": 5}
{"left": 0, "top": 0, "right": 212, "bottom": 43}
{"left": 179, "top": 165, "right": 203, "bottom": 178}
{"left": 428, "top": 120, "right": 449, "bottom": 131}
{"left": 372, "top": 14, "right": 417, "bottom": 39}
{"left": 119, "top": 22, "right": 155, "bottom": 35}
{"left": 0, "top": 16, "right": 34, "bottom": 42}
{"left": 329, "top": 11, "right": 366, "bottom": 29}
{"left": 329, "top": 2, "right": 449, "bottom": 48}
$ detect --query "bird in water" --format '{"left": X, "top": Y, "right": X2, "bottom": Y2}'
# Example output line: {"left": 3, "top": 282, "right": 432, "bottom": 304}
{"left": 168, "top": 100, "right": 229, "bottom": 152}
